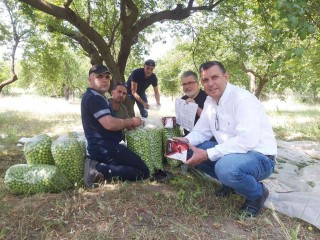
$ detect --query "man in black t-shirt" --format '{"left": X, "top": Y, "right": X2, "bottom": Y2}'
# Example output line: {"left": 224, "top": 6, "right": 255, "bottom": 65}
{"left": 81, "top": 65, "right": 149, "bottom": 187}
{"left": 180, "top": 71, "right": 207, "bottom": 135}
{"left": 126, "top": 59, "right": 161, "bottom": 118}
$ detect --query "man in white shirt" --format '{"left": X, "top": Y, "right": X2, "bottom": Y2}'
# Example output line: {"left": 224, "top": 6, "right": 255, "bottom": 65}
{"left": 175, "top": 61, "right": 277, "bottom": 217}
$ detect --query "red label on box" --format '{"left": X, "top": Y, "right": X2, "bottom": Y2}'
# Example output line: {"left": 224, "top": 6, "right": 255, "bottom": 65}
{"left": 165, "top": 138, "right": 189, "bottom": 162}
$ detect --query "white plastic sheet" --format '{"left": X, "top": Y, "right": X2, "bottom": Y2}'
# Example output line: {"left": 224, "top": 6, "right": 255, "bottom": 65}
{"left": 264, "top": 140, "right": 320, "bottom": 229}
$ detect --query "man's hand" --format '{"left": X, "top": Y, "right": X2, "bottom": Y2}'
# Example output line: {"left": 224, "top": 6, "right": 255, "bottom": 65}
{"left": 131, "top": 117, "right": 142, "bottom": 127}
{"left": 143, "top": 102, "right": 150, "bottom": 109}
{"left": 185, "top": 145, "right": 209, "bottom": 166}
{"left": 185, "top": 98, "right": 195, "bottom": 104}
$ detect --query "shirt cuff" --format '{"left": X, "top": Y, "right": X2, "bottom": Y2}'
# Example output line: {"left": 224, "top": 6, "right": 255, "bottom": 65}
{"left": 206, "top": 147, "right": 223, "bottom": 161}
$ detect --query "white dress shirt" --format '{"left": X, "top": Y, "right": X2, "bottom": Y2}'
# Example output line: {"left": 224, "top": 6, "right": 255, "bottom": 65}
{"left": 186, "top": 83, "right": 277, "bottom": 161}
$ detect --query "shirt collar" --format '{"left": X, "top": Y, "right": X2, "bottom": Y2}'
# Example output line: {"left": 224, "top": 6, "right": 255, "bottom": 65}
{"left": 88, "top": 88, "right": 106, "bottom": 99}
{"left": 218, "top": 82, "right": 231, "bottom": 106}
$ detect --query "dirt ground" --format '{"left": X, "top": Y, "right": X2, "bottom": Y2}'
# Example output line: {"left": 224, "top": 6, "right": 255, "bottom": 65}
{"left": 1, "top": 94, "right": 320, "bottom": 239}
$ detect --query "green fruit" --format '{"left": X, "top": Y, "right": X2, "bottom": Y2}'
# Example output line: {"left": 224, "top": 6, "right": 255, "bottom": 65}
{"left": 24, "top": 134, "right": 55, "bottom": 165}
{"left": 4, "top": 164, "right": 72, "bottom": 195}
{"left": 51, "top": 135, "right": 84, "bottom": 186}
{"left": 126, "top": 128, "right": 163, "bottom": 174}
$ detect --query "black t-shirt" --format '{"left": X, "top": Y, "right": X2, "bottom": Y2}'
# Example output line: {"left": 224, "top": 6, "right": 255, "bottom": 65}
{"left": 81, "top": 88, "right": 122, "bottom": 161}
{"left": 126, "top": 68, "right": 158, "bottom": 95}
{"left": 181, "top": 89, "right": 207, "bottom": 135}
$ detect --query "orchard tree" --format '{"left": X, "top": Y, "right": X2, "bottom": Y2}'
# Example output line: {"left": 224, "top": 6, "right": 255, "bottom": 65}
{"left": 18, "top": 0, "right": 224, "bottom": 86}
{"left": 179, "top": 0, "right": 318, "bottom": 98}
{"left": 0, "top": 0, "right": 31, "bottom": 92}
{"left": 19, "top": 37, "right": 89, "bottom": 99}
{"left": 156, "top": 43, "right": 201, "bottom": 99}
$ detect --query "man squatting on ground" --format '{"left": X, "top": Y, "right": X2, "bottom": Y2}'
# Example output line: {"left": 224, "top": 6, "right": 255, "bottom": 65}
{"left": 180, "top": 70, "right": 208, "bottom": 136}
{"left": 175, "top": 61, "right": 277, "bottom": 217}
{"left": 126, "top": 59, "right": 161, "bottom": 118}
{"left": 81, "top": 65, "right": 149, "bottom": 187}
{"left": 108, "top": 82, "right": 130, "bottom": 119}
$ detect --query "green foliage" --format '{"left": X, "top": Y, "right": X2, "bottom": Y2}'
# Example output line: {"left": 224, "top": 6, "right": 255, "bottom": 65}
{"left": 0, "top": 61, "right": 10, "bottom": 81}
{"left": 276, "top": 0, "right": 319, "bottom": 39}
{"left": 156, "top": 44, "right": 197, "bottom": 97}
{"left": 19, "top": 37, "right": 89, "bottom": 97}
{"left": 171, "top": 0, "right": 319, "bottom": 98}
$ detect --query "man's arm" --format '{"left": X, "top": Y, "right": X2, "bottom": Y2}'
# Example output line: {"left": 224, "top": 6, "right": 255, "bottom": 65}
{"left": 153, "top": 86, "right": 160, "bottom": 105}
{"left": 98, "top": 115, "right": 141, "bottom": 131}
{"left": 131, "top": 82, "right": 149, "bottom": 108}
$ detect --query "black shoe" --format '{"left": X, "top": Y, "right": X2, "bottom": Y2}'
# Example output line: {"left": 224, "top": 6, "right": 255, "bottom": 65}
{"left": 240, "top": 183, "right": 269, "bottom": 217}
{"left": 214, "top": 185, "right": 235, "bottom": 198}
{"left": 150, "top": 169, "right": 173, "bottom": 183}
{"left": 84, "top": 158, "right": 105, "bottom": 187}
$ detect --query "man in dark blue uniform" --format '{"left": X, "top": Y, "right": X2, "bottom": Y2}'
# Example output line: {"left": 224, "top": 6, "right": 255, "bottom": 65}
{"left": 126, "top": 59, "right": 161, "bottom": 118}
{"left": 81, "top": 65, "right": 149, "bottom": 187}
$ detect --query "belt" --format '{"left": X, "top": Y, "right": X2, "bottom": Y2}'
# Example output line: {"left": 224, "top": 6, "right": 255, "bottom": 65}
{"left": 266, "top": 155, "right": 275, "bottom": 161}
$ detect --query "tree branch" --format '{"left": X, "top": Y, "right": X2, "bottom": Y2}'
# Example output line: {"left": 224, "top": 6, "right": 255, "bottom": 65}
{"left": 47, "top": 24, "right": 103, "bottom": 65}
{"left": 0, "top": 74, "right": 18, "bottom": 93}
{"left": 64, "top": 0, "right": 73, "bottom": 8}
{"left": 18, "top": 0, "right": 121, "bottom": 75}
{"left": 240, "top": 62, "right": 263, "bottom": 81}
{"left": 134, "top": 0, "right": 224, "bottom": 34}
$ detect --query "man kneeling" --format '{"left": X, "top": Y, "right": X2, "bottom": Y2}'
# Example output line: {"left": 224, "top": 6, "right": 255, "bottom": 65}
{"left": 81, "top": 65, "right": 149, "bottom": 187}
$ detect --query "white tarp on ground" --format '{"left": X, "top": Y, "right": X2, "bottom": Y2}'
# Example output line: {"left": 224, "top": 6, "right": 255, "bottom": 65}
{"left": 264, "top": 140, "right": 320, "bottom": 229}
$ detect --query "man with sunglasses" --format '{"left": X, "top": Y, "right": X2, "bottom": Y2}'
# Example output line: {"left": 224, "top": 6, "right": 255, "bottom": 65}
{"left": 126, "top": 59, "right": 161, "bottom": 118}
{"left": 180, "top": 70, "right": 207, "bottom": 136}
{"left": 175, "top": 61, "right": 277, "bottom": 217}
{"left": 81, "top": 65, "right": 149, "bottom": 187}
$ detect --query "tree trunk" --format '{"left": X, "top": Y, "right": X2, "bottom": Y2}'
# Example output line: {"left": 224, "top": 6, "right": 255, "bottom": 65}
{"left": 0, "top": 74, "right": 18, "bottom": 93}
{"left": 254, "top": 77, "right": 268, "bottom": 99}
{"left": 248, "top": 72, "right": 256, "bottom": 94}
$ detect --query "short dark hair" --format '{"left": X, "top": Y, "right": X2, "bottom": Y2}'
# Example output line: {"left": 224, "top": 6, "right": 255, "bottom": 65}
{"left": 181, "top": 70, "right": 198, "bottom": 81}
{"left": 144, "top": 59, "right": 156, "bottom": 67}
{"left": 113, "top": 82, "right": 128, "bottom": 90}
{"left": 199, "top": 61, "right": 226, "bottom": 74}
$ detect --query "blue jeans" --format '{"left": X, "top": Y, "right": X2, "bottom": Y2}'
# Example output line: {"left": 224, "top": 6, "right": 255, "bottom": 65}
{"left": 128, "top": 93, "right": 148, "bottom": 118}
{"left": 188, "top": 141, "right": 275, "bottom": 201}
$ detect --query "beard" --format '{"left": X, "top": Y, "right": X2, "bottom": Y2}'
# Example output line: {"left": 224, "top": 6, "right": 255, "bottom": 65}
{"left": 185, "top": 90, "right": 197, "bottom": 98}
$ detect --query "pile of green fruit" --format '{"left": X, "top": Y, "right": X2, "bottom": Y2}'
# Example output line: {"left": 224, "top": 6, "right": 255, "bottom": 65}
{"left": 126, "top": 128, "right": 163, "bottom": 174}
{"left": 4, "top": 133, "right": 85, "bottom": 195}
{"left": 5, "top": 164, "right": 72, "bottom": 195}
{"left": 126, "top": 126, "right": 183, "bottom": 173}
{"left": 51, "top": 135, "right": 84, "bottom": 186}
{"left": 24, "top": 134, "right": 55, "bottom": 165}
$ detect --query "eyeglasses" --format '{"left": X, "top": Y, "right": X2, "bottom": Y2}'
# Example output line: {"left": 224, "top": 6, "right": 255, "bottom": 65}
{"left": 215, "top": 114, "right": 219, "bottom": 131}
{"left": 182, "top": 81, "right": 197, "bottom": 87}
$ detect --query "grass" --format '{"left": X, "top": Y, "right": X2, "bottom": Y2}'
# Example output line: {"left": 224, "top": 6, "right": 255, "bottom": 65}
{"left": 0, "top": 94, "right": 320, "bottom": 239}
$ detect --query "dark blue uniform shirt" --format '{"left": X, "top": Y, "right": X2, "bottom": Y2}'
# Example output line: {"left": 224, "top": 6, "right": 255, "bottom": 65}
{"left": 126, "top": 68, "right": 158, "bottom": 95}
{"left": 81, "top": 88, "right": 122, "bottom": 161}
